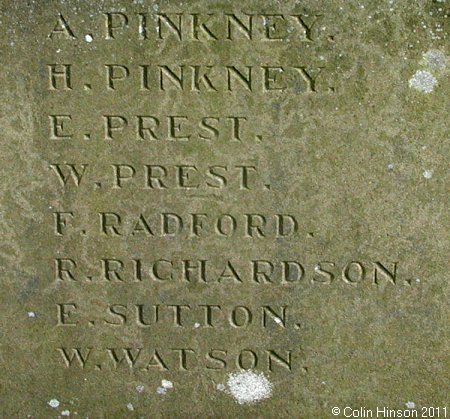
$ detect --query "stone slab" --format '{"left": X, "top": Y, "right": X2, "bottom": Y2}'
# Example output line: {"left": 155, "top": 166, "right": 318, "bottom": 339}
{"left": 0, "top": 0, "right": 448, "bottom": 417}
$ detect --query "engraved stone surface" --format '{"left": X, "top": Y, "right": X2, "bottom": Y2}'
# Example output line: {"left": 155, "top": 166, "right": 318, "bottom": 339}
{"left": 0, "top": 0, "right": 448, "bottom": 417}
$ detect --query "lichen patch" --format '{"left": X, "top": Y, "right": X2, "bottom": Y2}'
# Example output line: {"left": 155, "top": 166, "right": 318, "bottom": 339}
{"left": 226, "top": 371, "right": 273, "bottom": 405}
{"left": 48, "top": 399, "right": 60, "bottom": 408}
{"left": 422, "top": 50, "right": 447, "bottom": 70}
{"left": 409, "top": 70, "right": 437, "bottom": 93}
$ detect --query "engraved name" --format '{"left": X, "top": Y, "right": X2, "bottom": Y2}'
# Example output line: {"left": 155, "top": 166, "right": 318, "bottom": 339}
{"left": 48, "top": 64, "right": 330, "bottom": 93}
{"left": 49, "top": 114, "right": 259, "bottom": 142}
{"left": 57, "top": 346, "right": 295, "bottom": 372}
{"left": 55, "top": 258, "right": 400, "bottom": 286}
{"left": 56, "top": 303, "right": 296, "bottom": 329}
{"left": 49, "top": 12, "right": 324, "bottom": 42}
{"left": 49, "top": 163, "right": 267, "bottom": 191}
{"left": 53, "top": 212, "right": 298, "bottom": 238}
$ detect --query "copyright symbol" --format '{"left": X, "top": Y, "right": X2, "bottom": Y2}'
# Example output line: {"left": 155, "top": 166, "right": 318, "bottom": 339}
{"left": 332, "top": 407, "right": 340, "bottom": 416}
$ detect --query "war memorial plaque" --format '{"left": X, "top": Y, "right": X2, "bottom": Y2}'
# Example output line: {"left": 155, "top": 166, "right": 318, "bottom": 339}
{"left": 0, "top": 0, "right": 448, "bottom": 417}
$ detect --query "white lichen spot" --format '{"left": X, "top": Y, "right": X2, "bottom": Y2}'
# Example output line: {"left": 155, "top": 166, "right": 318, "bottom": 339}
{"left": 416, "top": 278, "right": 421, "bottom": 283}
{"left": 226, "top": 371, "right": 273, "bottom": 405}
{"left": 48, "top": 399, "right": 60, "bottom": 408}
{"left": 61, "top": 410, "right": 70, "bottom": 417}
{"left": 156, "top": 386, "right": 167, "bottom": 395}
{"left": 423, "top": 170, "right": 433, "bottom": 179}
{"left": 85, "top": 34, "right": 93, "bottom": 43}
{"left": 161, "top": 379, "right": 173, "bottom": 389}
{"left": 126, "top": 403, "right": 134, "bottom": 411}
{"left": 387, "top": 163, "right": 394, "bottom": 170}
{"left": 27, "top": 311, "right": 36, "bottom": 318}
{"left": 216, "top": 383, "right": 225, "bottom": 391}
{"left": 409, "top": 70, "right": 437, "bottom": 93}
{"left": 193, "top": 322, "right": 201, "bottom": 328}
{"left": 156, "top": 378, "right": 174, "bottom": 394}
{"left": 136, "top": 385, "right": 145, "bottom": 393}
{"left": 423, "top": 50, "right": 447, "bottom": 70}
{"left": 406, "top": 401, "right": 416, "bottom": 409}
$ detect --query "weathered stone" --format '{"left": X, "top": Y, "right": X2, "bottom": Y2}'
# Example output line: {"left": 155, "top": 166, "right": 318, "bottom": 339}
{"left": 0, "top": 0, "right": 448, "bottom": 417}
